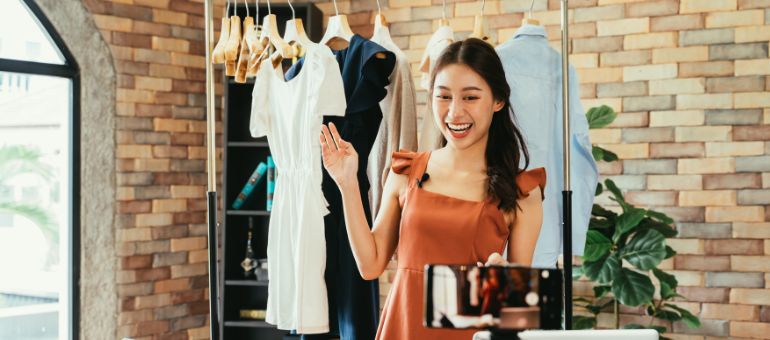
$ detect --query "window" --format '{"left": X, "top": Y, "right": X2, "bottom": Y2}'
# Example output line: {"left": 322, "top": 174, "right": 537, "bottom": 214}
{"left": 0, "top": 1, "right": 79, "bottom": 339}
{"left": 0, "top": 1, "right": 65, "bottom": 64}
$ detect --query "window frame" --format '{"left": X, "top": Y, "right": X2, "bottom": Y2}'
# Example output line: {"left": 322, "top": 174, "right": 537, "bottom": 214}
{"left": 0, "top": 1, "right": 80, "bottom": 339}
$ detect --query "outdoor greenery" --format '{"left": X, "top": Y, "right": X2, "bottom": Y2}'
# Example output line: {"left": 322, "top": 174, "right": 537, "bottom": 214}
{"left": 572, "top": 106, "right": 701, "bottom": 339}
{"left": 0, "top": 145, "right": 58, "bottom": 268}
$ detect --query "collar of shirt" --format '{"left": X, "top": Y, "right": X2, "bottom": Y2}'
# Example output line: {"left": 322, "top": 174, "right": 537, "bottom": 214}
{"left": 513, "top": 24, "right": 547, "bottom": 40}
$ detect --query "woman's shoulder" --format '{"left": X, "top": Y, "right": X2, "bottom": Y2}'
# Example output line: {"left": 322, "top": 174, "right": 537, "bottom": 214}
{"left": 391, "top": 149, "right": 429, "bottom": 176}
{"left": 516, "top": 167, "right": 546, "bottom": 200}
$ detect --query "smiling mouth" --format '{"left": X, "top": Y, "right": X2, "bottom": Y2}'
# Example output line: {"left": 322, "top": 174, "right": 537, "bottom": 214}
{"left": 446, "top": 122, "right": 473, "bottom": 132}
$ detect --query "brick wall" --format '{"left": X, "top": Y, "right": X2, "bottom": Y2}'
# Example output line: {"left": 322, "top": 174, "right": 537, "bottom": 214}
{"left": 80, "top": 0, "right": 218, "bottom": 338}
{"left": 75, "top": 0, "right": 769, "bottom": 338}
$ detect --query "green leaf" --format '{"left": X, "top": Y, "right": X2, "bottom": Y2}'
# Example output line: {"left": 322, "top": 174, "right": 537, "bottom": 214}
{"left": 590, "top": 217, "right": 614, "bottom": 230}
{"left": 572, "top": 265, "right": 584, "bottom": 281}
{"left": 653, "top": 268, "right": 679, "bottom": 300}
{"left": 592, "top": 146, "right": 618, "bottom": 163}
{"left": 664, "top": 245, "right": 677, "bottom": 259}
{"left": 602, "top": 149, "right": 619, "bottom": 162}
{"left": 596, "top": 182, "right": 603, "bottom": 196}
{"left": 584, "top": 230, "right": 613, "bottom": 262}
{"left": 586, "top": 105, "right": 617, "bottom": 129}
{"left": 612, "top": 268, "right": 654, "bottom": 307}
{"left": 623, "top": 323, "right": 646, "bottom": 329}
{"left": 582, "top": 256, "right": 604, "bottom": 281}
{"left": 605, "top": 179, "right": 629, "bottom": 211}
{"left": 585, "top": 304, "right": 605, "bottom": 314}
{"left": 583, "top": 253, "right": 621, "bottom": 285}
{"left": 650, "top": 306, "right": 683, "bottom": 322}
{"left": 650, "top": 326, "right": 668, "bottom": 334}
{"left": 622, "top": 229, "right": 667, "bottom": 271}
{"left": 658, "top": 283, "right": 678, "bottom": 301}
{"left": 613, "top": 208, "right": 646, "bottom": 243}
{"left": 593, "top": 285, "right": 611, "bottom": 299}
{"left": 638, "top": 218, "right": 678, "bottom": 238}
{"left": 592, "top": 146, "right": 604, "bottom": 162}
{"left": 646, "top": 209, "right": 674, "bottom": 225}
{"left": 666, "top": 304, "right": 701, "bottom": 329}
{"left": 600, "top": 255, "right": 621, "bottom": 284}
{"left": 573, "top": 315, "right": 596, "bottom": 330}
{"left": 592, "top": 204, "right": 618, "bottom": 219}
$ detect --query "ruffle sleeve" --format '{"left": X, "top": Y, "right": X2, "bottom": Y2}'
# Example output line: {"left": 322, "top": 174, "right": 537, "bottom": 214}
{"left": 391, "top": 150, "right": 419, "bottom": 175}
{"left": 517, "top": 167, "right": 546, "bottom": 200}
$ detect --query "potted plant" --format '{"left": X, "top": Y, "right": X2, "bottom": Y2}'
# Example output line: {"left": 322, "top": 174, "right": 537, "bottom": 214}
{"left": 572, "top": 106, "right": 701, "bottom": 339}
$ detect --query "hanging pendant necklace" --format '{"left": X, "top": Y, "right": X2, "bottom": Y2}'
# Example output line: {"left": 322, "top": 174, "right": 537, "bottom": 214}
{"left": 241, "top": 217, "right": 257, "bottom": 277}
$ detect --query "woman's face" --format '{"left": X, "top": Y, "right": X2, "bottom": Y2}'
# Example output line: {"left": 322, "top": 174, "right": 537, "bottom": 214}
{"left": 432, "top": 63, "right": 504, "bottom": 150}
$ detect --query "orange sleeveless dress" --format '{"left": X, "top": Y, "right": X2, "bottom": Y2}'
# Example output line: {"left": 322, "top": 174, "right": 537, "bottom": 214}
{"left": 375, "top": 151, "right": 547, "bottom": 340}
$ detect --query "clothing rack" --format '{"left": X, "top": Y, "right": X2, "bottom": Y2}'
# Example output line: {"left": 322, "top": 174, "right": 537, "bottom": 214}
{"left": 202, "top": 0, "right": 576, "bottom": 337}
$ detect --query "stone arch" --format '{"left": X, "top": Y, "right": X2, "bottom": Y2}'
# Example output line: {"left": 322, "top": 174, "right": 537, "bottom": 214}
{"left": 35, "top": 0, "right": 117, "bottom": 338}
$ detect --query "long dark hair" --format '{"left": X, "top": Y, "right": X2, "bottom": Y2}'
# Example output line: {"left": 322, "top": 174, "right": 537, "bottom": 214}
{"left": 430, "top": 38, "right": 530, "bottom": 213}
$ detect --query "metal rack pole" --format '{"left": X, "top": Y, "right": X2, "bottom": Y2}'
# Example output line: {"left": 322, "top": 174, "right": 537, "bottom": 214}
{"left": 204, "top": 0, "right": 220, "bottom": 339}
{"left": 560, "top": 0, "right": 573, "bottom": 330}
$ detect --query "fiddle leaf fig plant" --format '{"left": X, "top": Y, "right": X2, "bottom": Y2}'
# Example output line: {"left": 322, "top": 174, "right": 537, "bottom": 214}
{"left": 572, "top": 106, "right": 701, "bottom": 339}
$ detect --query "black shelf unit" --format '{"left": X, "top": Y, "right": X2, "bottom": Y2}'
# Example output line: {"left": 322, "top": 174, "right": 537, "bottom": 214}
{"left": 224, "top": 320, "right": 273, "bottom": 328}
{"left": 219, "top": 3, "right": 323, "bottom": 340}
{"left": 225, "top": 280, "right": 269, "bottom": 287}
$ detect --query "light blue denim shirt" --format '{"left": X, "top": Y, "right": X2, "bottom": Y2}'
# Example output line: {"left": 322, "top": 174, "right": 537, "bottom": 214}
{"left": 496, "top": 24, "right": 599, "bottom": 268}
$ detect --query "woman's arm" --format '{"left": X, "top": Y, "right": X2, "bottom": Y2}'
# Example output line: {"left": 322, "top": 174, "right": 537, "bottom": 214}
{"left": 506, "top": 186, "right": 544, "bottom": 265}
{"left": 339, "top": 170, "right": 404, "bottom": 279}
{"left": 321, "top": 123, "right": 403, "bottom": 280}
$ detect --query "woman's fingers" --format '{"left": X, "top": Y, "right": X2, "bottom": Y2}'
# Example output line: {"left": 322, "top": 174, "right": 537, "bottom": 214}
{"left": 485, "top": 252, "right": 506, "bottom": 266}
{"left": 329, "top": 123, "right": 344, "bottom": 149}
{"left": 320, "top": 133, "right": 330, "bottom": 156}
{"left": 321, "top": 124, "right": 337, "bottom": 152}
{"left": 321, "top": 123, "right": 355, "bottom": 159}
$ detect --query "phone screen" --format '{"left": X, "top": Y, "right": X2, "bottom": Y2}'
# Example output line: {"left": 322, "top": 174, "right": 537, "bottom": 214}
{"left": 424, "top": 265, "right": 563, "bottom": 331}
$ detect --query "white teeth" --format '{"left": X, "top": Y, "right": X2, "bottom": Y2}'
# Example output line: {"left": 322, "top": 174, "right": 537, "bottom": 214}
{"left": 447, "top": 123, "right": 471, "bottom": 131}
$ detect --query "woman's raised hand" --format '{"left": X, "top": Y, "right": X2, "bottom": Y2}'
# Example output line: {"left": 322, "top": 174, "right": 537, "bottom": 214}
{"left": 320, "top": 123, "right": 359, "bottom": 188}
{"left": 485, "top": 252, "right": 506, "bottom": 266}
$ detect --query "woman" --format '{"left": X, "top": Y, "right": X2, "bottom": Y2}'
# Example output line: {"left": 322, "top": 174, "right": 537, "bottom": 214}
{"left": 319, "top": 38, "right": 546, "bottom": 339}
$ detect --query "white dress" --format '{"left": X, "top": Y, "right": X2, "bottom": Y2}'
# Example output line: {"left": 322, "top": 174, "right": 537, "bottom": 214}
{"left": 250, "top": 44, "right": 347, "bottom": 334}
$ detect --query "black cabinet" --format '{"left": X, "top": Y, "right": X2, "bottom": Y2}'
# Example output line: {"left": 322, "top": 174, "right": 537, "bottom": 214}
{"left": 219, "top": 3, "right": 323, "bottom": 339}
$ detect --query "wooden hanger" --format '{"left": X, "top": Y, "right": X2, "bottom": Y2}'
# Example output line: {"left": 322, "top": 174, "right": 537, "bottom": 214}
{"left": 246, "top": 36, "right": 267, "bottom": 76}
{"left": 246, "top": 0, "right": 267, "bottom": 77}
{"left": 235, "top": 1, "right": 256, "bottom": 83}
{"left": 260, "top": 0, "right": 295, "bottom": 59}
{"left": 522, "top": 0, "right": 540, "bottom": 26}
{"left": 438, "top": 0, "right": 449, "bottom": 27}
{"left": 224, "top": 3, "right": 242, "bottom": 76}
{"left": 247, "top": 44, "right": 272, "bottom": 76}
{"left": 373, "top": 0, "right": 388, "bottom": 35}
{"left": 283, "top": 0, "right": 314, "bottom": 62}
{"left": 371, "top": 0, "right": 394, "bottom": 61}
{"left": 469, "top": 0, "right": 490, "bottom": 43}
{"left": 419, "top": 0, "right": 452, "bottom": 76}
{"left": 212, "top": 0, "right": 231, "bottom": 64}
{"left": 320, "top": 0, "right": 354, "bottom": 51}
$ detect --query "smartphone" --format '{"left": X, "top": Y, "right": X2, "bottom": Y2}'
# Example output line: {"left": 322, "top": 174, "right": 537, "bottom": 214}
{"left": 424, "top": 265, "right": 563, "bottom": 331}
